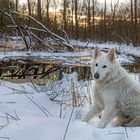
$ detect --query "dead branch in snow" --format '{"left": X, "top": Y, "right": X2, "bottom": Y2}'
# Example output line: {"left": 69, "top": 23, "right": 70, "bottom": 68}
{"left": 0, "top": 9, "right": 74, "bottom": 52}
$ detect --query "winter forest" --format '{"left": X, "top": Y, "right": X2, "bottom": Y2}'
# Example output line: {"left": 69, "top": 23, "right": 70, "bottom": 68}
{"left": 0, "top": 0, "right": 140, "bottom": 140}
{"left": 1, "top": 0, "right": 140, "bottom": 45}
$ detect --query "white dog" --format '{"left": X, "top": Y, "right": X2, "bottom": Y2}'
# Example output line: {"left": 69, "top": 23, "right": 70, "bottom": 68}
{"left": 82, "top": 47, "right": 140, "bottom": 128}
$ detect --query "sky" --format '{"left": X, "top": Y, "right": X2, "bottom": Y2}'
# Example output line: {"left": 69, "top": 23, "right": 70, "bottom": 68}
{"left": 19, "top": 0, "right": 26, "bottom": 4}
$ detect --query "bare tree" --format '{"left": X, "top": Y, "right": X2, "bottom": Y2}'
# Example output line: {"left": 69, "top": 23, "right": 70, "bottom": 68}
{"left": 71, "top": 0, "right": 74, "bottom": 34}
{"left": 46, "top": 0, "right": 50, "bottom": 27}
{"left": 92, "top": 0, "right": 95, "bottom": 32}
{"left": 37, "top": 0, "right": 42, "bottom": 21}
{"left": 75, "top": 0, "right": 79, "bottom": 39}
{"left": 130, "top": 0, "right": 134, "bottom": 24}
{"left": 63, "top": 0, "right": 67, "bottom": 31}
{"left": 104, "top": 0, "right": 107, "bottom": 41}
{"left": 110, "top": 0, "right": 119, "bottom": 22}
{"left": 134, "top": 0, "right": 138, "bottom": 46}
{"left": 87, "top": 0, "right": 91, "bottom": 33}
{"left": 27, "top": 0, "right": 31, "bottom": 16}
{"left": 15, "top": 0, "right": 18, "bottom": 11}
{"left": 0, "top": 0, "right": 14, "bottom": 10}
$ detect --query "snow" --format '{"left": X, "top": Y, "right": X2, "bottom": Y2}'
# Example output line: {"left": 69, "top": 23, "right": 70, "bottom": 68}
{"left": 0, "top": 73, "right": 139, "bottom": 140}
{"left": 70, "top": 40, "right": 140, "bottom": 55}
{"left": 0, "top": 38, "right": 140, "bottom": 139}
{"left": 0, "top": 45, "right": 134, "bottom": 66}
{"left": 0, "top": 37, "right": 138, "bottom": 65}
{"left": 0, "top": 51, "right": 90, "bottom": 59}
{"left": 70, "top": 40, "right": 140, "bottom": 63}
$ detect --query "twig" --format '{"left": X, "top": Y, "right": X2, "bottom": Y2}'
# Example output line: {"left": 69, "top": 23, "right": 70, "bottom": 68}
{"left": 29, "top": 80, "right": 41, "bottom": 93}
{"left": 5, "top": 113, "right": 9, "bottom": 125}
{"left": 42, "top": 107, "right": 53, "bottom": 117}
{"left": 14, "top": 111, "right": 20, "bottom": 120}
{"left": 124, "top": 127, "right": 128, "bottom": 138}
{"left": 59, "top": 91, "right": 65, "bottom": 118}
{"left": 25, "top": 94, "right": 49, "bottom": 117}
{"left": 84, "top": 40, "right": 91, "bottom": 48}
{"left": 73, "top": 110, "right": 81, "bottom": 121}
{"left": 104, "top": 132, "right": 125, "bottom": 135}
{"left": 63, "top": 107, "right": 74, "bottom": 140}
{"left": 28, "top": 28, "right": 55, "bottom": 51}
{"left": 0, "top": 123, "right": 9, "bottom": 130}
{"left": 61, "top": 29, "right": 70, "bottom": 43}
{"left": 5, "top": 113, "right": 18, "bottom": 121}
{"left": 0, "top": 137, "right": 10, "bottom": 139}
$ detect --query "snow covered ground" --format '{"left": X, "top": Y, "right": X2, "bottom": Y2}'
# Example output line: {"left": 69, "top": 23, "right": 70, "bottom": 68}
{"left": 0, "top": 73, "right": 140, "bottom": 140}
{"left": 70, "top": 40, "right": 140, "bottom": 63}
{"left": 0, "top": 38, "right": 140, "bottom": 140}
{"left": 70, "top": 39, "right": 140, "bottom": 55}
{"left": 0, "top": 38, "right": 139, "bottom": 65}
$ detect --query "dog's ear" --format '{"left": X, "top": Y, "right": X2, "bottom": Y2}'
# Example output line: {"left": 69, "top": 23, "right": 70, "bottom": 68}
{"left": 107, "top": 48, "right": 116, "bottom": 62}
{"left": 94, "top": 47, "right": 101, "bottom": 59}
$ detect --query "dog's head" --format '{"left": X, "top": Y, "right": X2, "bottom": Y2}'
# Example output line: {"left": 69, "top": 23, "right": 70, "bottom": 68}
{"left": 92, "top": 47, "right": 116, "bottom": 81}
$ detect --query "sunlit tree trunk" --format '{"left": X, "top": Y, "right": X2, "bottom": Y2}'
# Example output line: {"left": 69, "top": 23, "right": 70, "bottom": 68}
{"left": 92, "top": 0, "right": 95, "bottom": 33}
{"left": 75, "top": 0, "right": 79, "bottom": 39}
{"left": 63, "top": 0, "right": 67, "bottom": 31}
{"left": 87, "top": 0, "right": 91, "bottom": 34}
{"left": 71, "top": 0, "right": 74, "bottom": 35}
{"left": 27, "top": 0, "right": 31, "bottom": 16}
{"left": 46, "top": 0, "right": 50, "bottom": 28}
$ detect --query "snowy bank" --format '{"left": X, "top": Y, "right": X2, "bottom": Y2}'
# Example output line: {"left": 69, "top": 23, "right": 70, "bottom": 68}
{"left": 0, "top": 79, "right": 140, "bottom": 140}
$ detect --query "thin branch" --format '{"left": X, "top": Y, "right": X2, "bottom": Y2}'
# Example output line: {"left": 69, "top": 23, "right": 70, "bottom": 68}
{"left": 25, "top": 94, "right": 49, "bottom": 117}
{"left": 124, "top": 127, "right": 128, "bottom": 138}
{"left": 0, "top": 137, "right": 10, "bottom": 139}
{"left": 63, "top": 107, "right": 74, "bottom": 140}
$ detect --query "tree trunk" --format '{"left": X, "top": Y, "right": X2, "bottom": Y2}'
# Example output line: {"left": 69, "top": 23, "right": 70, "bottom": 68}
{"left": 131, "top": 0, "right": 134, "bottom": 24}
{"left": 104, "top": 0, "right": 107, "bottom": 42}
{"left": 87, "top": 0, "right": 91, "bottom": 35}
{"left": 92, "top": 0, "right": 95, "bottom": 33}
{"left": 75, "top": 0, "right": 79, "bottom": 39}
{"left": 46, "top": 0, "right": 50, "bottom": 28}
{"left": 71, "top": 0, "right": 74, "bottom": 35}
{"left": 37, "top": 0, "right": 42, "bottom": 21}
{"left": 63, "top": 0, "right": 67, "bottom": 32}
{"left": 27, "top": 0, "right": 31, "bottom": 16}
{"left": 15, "top": 0, "right": 18, "bottom": 11}
{"left": 134, "top": 0, "right": 138, "bottom": 46}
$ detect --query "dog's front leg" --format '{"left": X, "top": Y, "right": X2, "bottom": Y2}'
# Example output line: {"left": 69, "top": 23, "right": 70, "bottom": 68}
{"left": 82, "top": 102, "right": 101, "bottom": 122}
{"left": 97, "top": 103, "right": 116, "bottom": 128}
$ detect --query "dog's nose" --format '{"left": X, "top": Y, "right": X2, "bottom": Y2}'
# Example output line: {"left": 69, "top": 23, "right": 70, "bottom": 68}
{"left": 94, "top": 72, "right": 100, "bottom": 79}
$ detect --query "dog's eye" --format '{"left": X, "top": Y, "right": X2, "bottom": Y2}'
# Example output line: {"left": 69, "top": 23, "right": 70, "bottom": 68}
{"left": 102, "top": 65, "right": 107, "bottom": 68}
{"left": 95, "top": 63, "right": 98, "bottom": 67}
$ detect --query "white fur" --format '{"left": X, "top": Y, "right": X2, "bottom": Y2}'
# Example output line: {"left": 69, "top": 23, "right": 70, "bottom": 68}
{"left": 82, "top": 48, "right": 140, "bottom": 128}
